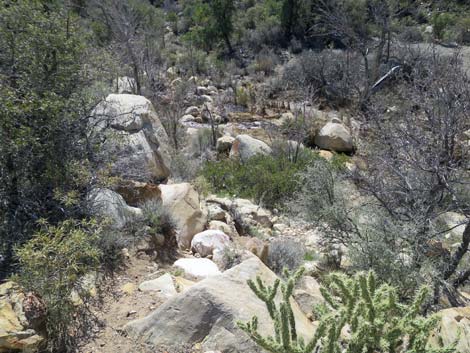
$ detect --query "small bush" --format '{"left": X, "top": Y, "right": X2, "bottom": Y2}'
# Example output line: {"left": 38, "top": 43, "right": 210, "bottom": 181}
{"left": 289, "top": 158, "right": 431, "bottom": 297}
{"left": 398, "top": 26, "right": 424, "bottom": 43}
{"left": 96, "top": 226, "right": 131, "bottom": 272}
{"left": 170, "top": 151, "right": 203, "bottom": 182}
{"left": 457, "top": 17, "right": 470, "bottom": 44}
{"left": 249, "top": 48, "right": 280, "bottom": 76}
{"left": 431, "top": 13, "right": 456, "bottom": 40}
{"left": 14, "top": 219, "right": 102, "bottom": 352}
{"left": 200, "top": 150, "right": 317, "bottom": 209}
{"left": 137, "top": 200, "right": 178, "bottom": 262}
{"left": 235, "top": 86, "right": 251, "bottom": 108}
{"left": 282, "top": 50, "right": 360, "bottom": 105}
{"left": 267, "top": 237, "right": 306, "bottom": 274}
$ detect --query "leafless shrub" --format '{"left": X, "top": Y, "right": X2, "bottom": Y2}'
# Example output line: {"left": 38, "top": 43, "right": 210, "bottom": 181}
{"left": 282, "top": 50, "right": 361, "bottom": 106}
{"left": 156, "top": 80, "right": 194, "bottom": 150}
{"left": 357, "top": 51, "right": 470, "bottom": 303}
{"left": 267, "top": 237, "right": 307, "bottom": 274}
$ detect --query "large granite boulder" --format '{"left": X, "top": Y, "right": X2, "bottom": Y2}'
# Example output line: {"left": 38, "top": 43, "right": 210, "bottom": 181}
{"left": 229, "top": 135, "right": 272, "bottom": 161}
{"left": 92, "top": 94, "right": 171, "bottom": 182}
{"left": 160, "top": 183, "right": 207, "bottom": 249}
{"left": 191, "top": 230, "right": 231, "bottom": 258}
{"left": 0, "top": 282, "right": 46, "bottom": 353}
{"left": 87, "top": 188, "right": 142, "bottom": 229}
{"left": 314, "top": 122, "right": 354, "bottom": 153}
{"left": 124, "top": 257, "right": 315, "bottom": 353}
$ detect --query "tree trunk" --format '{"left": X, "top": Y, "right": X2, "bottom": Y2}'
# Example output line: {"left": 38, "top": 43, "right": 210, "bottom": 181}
{"left": 443, "top": 221, "right": 470, "bottom": 281}
{"left": 223, "top": 33, "right": 233, "bottom": 55}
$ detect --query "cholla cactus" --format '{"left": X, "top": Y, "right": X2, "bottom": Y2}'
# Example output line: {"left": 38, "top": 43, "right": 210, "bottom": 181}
{"left": 238, "top": 267, "right": 326, "bottom": 353}
{"left": 238, "top": 270, "right": 456, "bottom": 353}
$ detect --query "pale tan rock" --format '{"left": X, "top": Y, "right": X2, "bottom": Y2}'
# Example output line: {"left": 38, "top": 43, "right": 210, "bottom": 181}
{"left": 0, "top": 282, "right": 45, "bottom": 353}
{"left": 160, "top": 183, "right": 207, "bottom": 249}
{"left": 429, "top": 307, "right": 470, "bottom": 352}
{"left": 315, "top": 122, "right": 354, "bottom": 152}
{"left": 125, "top": 257, "right": 315, "bottom": 353}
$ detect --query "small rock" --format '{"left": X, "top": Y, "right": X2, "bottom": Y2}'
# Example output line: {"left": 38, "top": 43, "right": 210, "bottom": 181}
{"left": 173, "top": 258, "right": 221, "bottom": 280}
{"left": 115, "top": 180, "right": 162, "bottom": 207}
{"left": 207, "top": 203, "right": 227, "bottom": 222}
{"left": 160, "top": 183, "right": 207, "bottom": 250}
{"left": 127, "top": 310, "right": 137, "bottom": 317}
{"left": 185, "top": 106, "right": 200, "bottom": 116}
{"left": 122, "top": 248, "right": 130, "bottom": 259}
{"left": 138, "top": 273, "right": 177, "bottom": 299}
{"left": 196, "top": 86, "right": 209, "bottom": 95}
{"left": 0, "top": 282, "right": 46, "bottom": 352}
{"left": 216, "top": 135, "right": 235, "bottom": 153}
{"left": 294, "top": 276, "right": 325, "bottom": 317}
{"left": 207, "top": 85, "right": 218, "bottom": 95}
{"left": 200, "top": 95, "right": 213, "bottom": 103}
{"left": 121, "top": 283, "right": 137, "bottom": 295}
{"left": 208, "top": 220, "right": 236, "bottom": 238}
{"left": 319, "top": 150, "right": 334, "bottom": 161}
{"left": 181, "top": 114, "right": 196, "bottom": 123}
{"left": 273, "top": 223, "right": 288, "bottom": 233}
{"left": 229, "top": 134, "right": 272, "bottom": 161}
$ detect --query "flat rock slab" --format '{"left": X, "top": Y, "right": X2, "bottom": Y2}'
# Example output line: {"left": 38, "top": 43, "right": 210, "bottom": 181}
{"left": 125, "top": 257, "right": 315, "bottom": 353}
{"left": 138, "top": 273, "right": 177, "bottom": 299}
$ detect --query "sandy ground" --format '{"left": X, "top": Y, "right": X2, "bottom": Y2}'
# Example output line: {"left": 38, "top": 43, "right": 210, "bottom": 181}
{"left": 77, "top": 254, "right": 200, "bottom": 353}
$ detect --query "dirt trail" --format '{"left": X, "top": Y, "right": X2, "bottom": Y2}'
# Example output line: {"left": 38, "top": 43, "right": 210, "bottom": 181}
{"left": 78, "top": 255, "right": 195, "bottom": 353}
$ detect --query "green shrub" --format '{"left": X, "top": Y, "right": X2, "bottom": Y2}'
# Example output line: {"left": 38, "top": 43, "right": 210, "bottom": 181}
{"left": 235, "top": 86, "right": 251, "bottom": 107}
{"left": 456, "top": 17, "right": 470, "bottom": 44}
{"left": 200, "top": 151, "right": 317, "bottom": 209}
{"left": 238, "top": 269, "right": 455, "bottom": 353}
{"left": 14, "top": 219, "right": 102, "bottom": 352}
{"left": 138, "top": 200, "right": 178, "bottom": 263}
{"left": 431, "top": 13, "right": 456, "bottom": 40}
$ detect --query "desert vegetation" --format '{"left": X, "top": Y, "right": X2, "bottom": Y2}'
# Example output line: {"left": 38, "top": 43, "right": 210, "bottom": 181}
{"left": 0, "top": 0, "right": 469, "bottom": 353}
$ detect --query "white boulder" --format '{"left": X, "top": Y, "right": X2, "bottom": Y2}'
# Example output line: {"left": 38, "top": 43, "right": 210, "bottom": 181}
{"left": 92, "top": 94, "right": 172, "bottom": 182}
{"left": 314, "top": 122, "right": 354, "bottom": 152}
{"left": 138, "top": 273, "right": 177, "bottom": 299}
{"left": 173, "top": 258, "right": 221, "bottom": 280}
{"left": 191, "top": 230, "right": 231, "bottom": 257}
{"left": 229, "top": 134, "right": 272, "bottom": 161}
{"left": 87, "top": 188, "right": 142, "bottom": 229}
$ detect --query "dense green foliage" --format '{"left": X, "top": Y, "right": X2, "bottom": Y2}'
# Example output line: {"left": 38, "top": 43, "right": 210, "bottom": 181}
{"left": 183, "top": 0, "right": 235, "bottom": 53}
{"left": 14, "top": 220, "right": 102, "bottom": 352}
{"left": 200, "top": 150, "right": 317, "bottom": 209}
{"left": 239, "top": 269, "right": 455, "bottom": 353}
{"left": 0, "top": 0, "right": 94, "bottom": 272}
